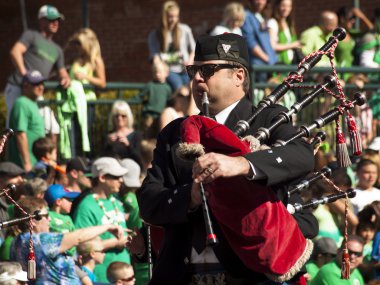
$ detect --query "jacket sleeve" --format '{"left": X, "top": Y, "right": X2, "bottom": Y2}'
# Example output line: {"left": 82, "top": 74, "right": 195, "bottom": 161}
{"left": 136, "top": 121, "right": 193, "bottom": 226}
{"left": 244, "top": 105, "right": 315, "bottom": 186}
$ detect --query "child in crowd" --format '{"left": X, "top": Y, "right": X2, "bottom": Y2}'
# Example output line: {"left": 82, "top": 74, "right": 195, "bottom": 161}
{"left": 77, "top": 237, "right": 105, "bottom": 283}
{"left": 107, "top": 261, "right": 135, "bottom": 285}
{"left": 24, "top": 177, "right": 48, "bottom": 199}
{"left": 141, "top": 59, "right": 172, "bottom": 139}
{"left": 44, "top": 184, "right": 92, "bottom": 283}
{"left": 357, "top": 221, "right": 376, "bottom": 262}
{"left": 44, "top": 184, "right": 79, "bottom": 234}
{"left": 31, "top": 137, "right": 65, "bottom": 184}
{"left": 355, "top": 220, "right": 377, "bottom": 282}
{"left": 351, "top": 159, "right": 380, "bottom": 214}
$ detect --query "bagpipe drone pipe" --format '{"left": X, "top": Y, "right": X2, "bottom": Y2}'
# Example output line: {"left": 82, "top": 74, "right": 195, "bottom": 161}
{"left": 175, "top": 27, "right": 362, "bottom": 282}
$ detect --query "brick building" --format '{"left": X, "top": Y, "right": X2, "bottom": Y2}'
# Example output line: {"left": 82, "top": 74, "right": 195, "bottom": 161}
{"left": 0, "top": 0, "right": 379, "bottom": 87}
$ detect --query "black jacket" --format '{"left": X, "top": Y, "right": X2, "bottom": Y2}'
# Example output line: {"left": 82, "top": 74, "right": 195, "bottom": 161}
{"left": 137, "top": 96, "right": 318, "bottom": 284}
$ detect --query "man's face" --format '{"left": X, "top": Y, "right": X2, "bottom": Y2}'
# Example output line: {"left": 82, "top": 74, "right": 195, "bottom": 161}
{"left": 189, "top": 60, "right": 244, "bottom": 116}
{"left": 338, "top": 240, "right": 363, "bottom": 270}
{"left": 102, "top": 174, "right": 123, "bottom": 195}
{"left": 357, "top": 164, "right": 378, "bottom": 189}
{"left": 39, "top": 18, "right": 60, "bottom": 34}
{"left": 24, "top": 82, "right": 44, "bottom": 99}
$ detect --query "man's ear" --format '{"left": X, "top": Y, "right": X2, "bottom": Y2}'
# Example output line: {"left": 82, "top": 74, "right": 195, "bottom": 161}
{"left": 55, "top": 198, "right": 63, "bottom": 207}
{"left": 235, "top": 68, "right": 245, "bottom": 86}
{"left": 98, "top": 174, "right": 106, "bottom": 183}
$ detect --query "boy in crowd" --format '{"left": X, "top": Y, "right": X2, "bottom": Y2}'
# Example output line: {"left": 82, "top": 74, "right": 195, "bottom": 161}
{"left": 141, "top": 59, "right": 172, "bottom": 139}
{"left": 107, "top": 261, "right": 135, "bottom": 285}
{"left": 77, "top": 237, "right": 106, "bottom": 283}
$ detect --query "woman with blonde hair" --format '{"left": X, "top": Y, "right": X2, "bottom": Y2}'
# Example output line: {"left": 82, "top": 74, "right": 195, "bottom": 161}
{"left": 148, "top": 1, "right": 196, "bottom": 92}
{"left": 104, "top": 100, "right": 143, "bottom": 167}
{"left": 65, "top": 28, "right": 106, "bottom": 92}
{"left": 210, "top": 2, "right": 246, "bottom": 36}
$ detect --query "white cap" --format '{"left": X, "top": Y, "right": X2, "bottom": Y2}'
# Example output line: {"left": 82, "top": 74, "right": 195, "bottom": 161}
{"left": 0, "top": 270, "right": 28, "bottom": 282}
{"left": 368, "top": 137, "right": 380, "bottom": 152}
{"left": 120, "top": 159, "right": 142, "bottom": 188}
{"left": 91, "top": 157, "right": 128, "bottom": 178}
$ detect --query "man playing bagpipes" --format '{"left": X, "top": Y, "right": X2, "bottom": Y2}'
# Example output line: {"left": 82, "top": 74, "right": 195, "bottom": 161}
{"left": 137, "top": 33, "right": 318, "bottom": 285}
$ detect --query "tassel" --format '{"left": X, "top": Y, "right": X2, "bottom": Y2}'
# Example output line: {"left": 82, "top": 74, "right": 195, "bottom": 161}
{"left": 28, "top": 251, "right": 36, "bottom": 280}
{"left": 336, "top": 124, "right": 351, "bottom": 167}
{"left": 346, "top": 114, "right": 362, "bottom": 156}
{"left": 341, "top": 249, "right": 350, "bottom": 279}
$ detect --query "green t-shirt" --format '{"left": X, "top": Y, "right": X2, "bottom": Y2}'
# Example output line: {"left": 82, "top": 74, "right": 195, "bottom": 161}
{"left": 305, "top": 261, "right": 320, "bottom": 284}
{"left": 73, "top": 193, "right": 131, "bottom": 283}
{"left": 311, "top": 260, "right": 364, "bottom": 285}
{"left": 49, "top": 211, "right": 76, "bottom": 256}
{"left": 142, "top": 81, "right": 172, "bottom": 117}
{"left": 8, "top": 96, "right": 45, "bottom": 168}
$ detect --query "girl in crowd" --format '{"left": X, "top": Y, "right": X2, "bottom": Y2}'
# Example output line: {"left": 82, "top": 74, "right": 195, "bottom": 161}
{"left": 210, "top": 2, "right": 245, "bottom": 36}
{"left": 268, "top": 0, "right": 302, "bottom": 65}
{"left": 148, "top": 1, "right": 196, "bottom": 92}
{"left": 104, "top": 100, "right": 143, "bottom": 168}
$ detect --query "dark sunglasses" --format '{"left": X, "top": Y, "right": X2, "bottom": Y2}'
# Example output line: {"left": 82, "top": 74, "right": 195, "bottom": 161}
{"left": 104, "top": 174, "right": 121, "bottom": 180}
{"left": 348, "top": 250, "right": 363, "bottom": 257}
{"left": 186, "top": 64, "right": 238, "bottom": 80}
{"left": 120, "top": 275, "right": 135, "bottom": 282}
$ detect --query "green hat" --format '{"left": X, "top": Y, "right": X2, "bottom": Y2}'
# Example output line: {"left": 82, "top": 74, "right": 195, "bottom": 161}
{"left": 38, "top": 5, "right": 65, "bottom": 21}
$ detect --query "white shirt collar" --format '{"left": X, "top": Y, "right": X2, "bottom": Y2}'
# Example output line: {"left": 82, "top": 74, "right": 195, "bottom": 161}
{"left": 214, "top": 100, "right": 240, "bottom": 125}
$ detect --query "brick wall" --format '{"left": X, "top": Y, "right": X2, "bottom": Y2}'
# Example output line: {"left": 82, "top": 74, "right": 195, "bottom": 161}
{"left": 1, "top": 0, "right": 379, "bottom": 87}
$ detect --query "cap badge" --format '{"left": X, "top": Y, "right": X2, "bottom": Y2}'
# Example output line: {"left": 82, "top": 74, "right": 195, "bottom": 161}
{"left": 222, "top": 44, "right": 231, "bottom": 54}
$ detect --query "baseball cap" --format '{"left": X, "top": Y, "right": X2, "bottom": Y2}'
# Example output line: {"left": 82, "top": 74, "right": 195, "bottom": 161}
{"left": 0, "top": 162, "right": 25, "bottom": 177}
{"left": 0, "top": 269, "right": 28, "bottom": 282}
{"left": 44, "top": 184, "right": 80, "bottom": 206}
{"left": 38, "top": 5, "right": 65, "bottom": 20}
{"left": 194, "top": 33, "right": 250, "bottom": 69}
{"left": 66, "top": 156, "right": 91, "bottom": 176}
{"left": 22, "top": 70, "right": 45, "bottom": 85}
{"left": 120, "top": 159, "right": 141, "bottom": 188}
{"left": 368, "top": 137, "right": 380, "bottom": 152}
{"left": 313, "top": 237, "right": 338, "bottom": 256}
{"left": 91, "top": 157, "right": 128, "bottom": 178}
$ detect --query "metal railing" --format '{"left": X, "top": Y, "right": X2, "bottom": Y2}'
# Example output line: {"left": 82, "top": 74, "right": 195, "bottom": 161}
{"left": 40, "top": 65, "right": 380, "bottom": 159}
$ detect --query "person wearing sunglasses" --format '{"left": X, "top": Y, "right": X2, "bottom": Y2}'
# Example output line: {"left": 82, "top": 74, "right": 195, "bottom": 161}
{"left": 72, "top": 157, "right": 131, "bottom": 283}
{"left": 311, "top": 235, "right": 365, "bottom": 285}
{"left": 8, "top": 70, "right": 46, "bottom": 172}
{"left": 105, "top": 100, "right": 144, "bottom": 169}
{"left": 137, "top": 33, "right": 317, "bottom": 284}
{"left": 5, "top": 5, "right": 70, "bottom": 128}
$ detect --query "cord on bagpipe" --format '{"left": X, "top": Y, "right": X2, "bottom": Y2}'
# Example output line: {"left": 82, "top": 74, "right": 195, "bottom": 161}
{"left": 0, "top": 129, "right": 36, "bottom": 280}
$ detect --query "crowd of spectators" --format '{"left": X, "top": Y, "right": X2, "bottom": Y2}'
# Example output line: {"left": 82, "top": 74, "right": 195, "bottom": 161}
{"left": 1, "top": 0, "right": 380, "bottom": 284}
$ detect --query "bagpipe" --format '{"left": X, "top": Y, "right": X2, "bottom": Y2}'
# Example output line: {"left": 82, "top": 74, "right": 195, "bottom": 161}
{"left": 176, "top": 27, "right": 361, "bottom": 281}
